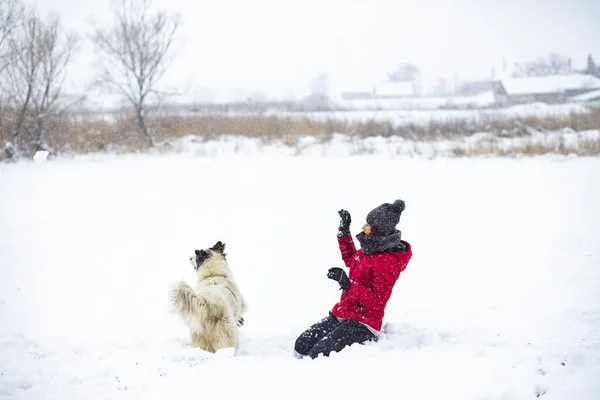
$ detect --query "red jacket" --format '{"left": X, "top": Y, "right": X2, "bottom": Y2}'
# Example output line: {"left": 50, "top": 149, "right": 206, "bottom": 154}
{"left": 331, "top": 234, "right": 412, "bottom": 331}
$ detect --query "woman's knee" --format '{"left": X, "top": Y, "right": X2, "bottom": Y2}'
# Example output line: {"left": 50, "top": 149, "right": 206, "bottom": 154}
{"left": 293, "top": 332, "right": 314, "bottom": 356}
{"left": 293, "top": 313, "right": 340, "bottom": 356}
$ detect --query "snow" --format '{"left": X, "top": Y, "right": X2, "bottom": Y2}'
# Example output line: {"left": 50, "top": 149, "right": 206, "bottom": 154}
{"left": 155, "top": 130, "right": 599, "bottom": 160}
{"left": 1, "top": 148, "right": 599, "bottom": 400}
{"left": 498, "top": 74, "right": 600, "bottom": 96}
{"left": 264, "top": 102, "right": 589, "bottom": 126}
{"left": 334, "top": 91, "right": 497, "bottom": 110}
{"left": 32, "top": 151, "right": 49, "bottom": 163}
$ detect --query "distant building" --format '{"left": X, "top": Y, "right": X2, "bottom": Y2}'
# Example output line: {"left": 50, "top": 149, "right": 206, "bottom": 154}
{"left": 569, "top": 89, "right": 600, "bottom": 109}
{"left": 492, "top": 74, "right": 600, "bottom": 105}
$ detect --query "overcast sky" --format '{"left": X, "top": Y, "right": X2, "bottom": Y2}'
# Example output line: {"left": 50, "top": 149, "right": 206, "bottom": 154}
{"left": 22, "top": 0, "right": 600, "bottom": 103}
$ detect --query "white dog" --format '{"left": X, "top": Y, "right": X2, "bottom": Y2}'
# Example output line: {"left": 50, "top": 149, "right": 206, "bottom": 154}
{"left": 169, "top": 241, "right": 248, "bottom": 353}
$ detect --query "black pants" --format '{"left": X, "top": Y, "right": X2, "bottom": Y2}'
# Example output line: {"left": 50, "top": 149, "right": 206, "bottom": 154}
{"left": 294, "top": 312, "right": 376, "bottom": 359}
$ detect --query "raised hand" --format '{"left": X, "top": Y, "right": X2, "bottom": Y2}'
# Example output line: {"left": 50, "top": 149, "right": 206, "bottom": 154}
{"left": 337, "top": 209, "right": 351, "bottom": 237}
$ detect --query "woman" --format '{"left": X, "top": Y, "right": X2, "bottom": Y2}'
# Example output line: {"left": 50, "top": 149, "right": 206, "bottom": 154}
{"left": 294, "top": 199, "right": 413, "bottom": 359}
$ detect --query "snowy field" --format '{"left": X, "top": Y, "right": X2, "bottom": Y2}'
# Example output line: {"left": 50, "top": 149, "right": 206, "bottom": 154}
{"left": 1, "top": 150, "right": 599, "bottom": 400}
{"left": 163, "top": 130, "right": 600, "bottom": 159}
{"left": 181, "top": 102, "right": 591, "bottom": 127}
{"left": 272, "top": 102, "right": 590, "bottom": 126}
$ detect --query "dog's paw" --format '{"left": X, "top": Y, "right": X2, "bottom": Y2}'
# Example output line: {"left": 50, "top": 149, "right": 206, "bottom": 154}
{"left": 237, "top": 317, "right": 244, "bottom": 327}
{"left": 172, "top": 280, "right": 191, "bottom": 292}
{"left": 169, "top": 281, "right": 191, "bottom": 301}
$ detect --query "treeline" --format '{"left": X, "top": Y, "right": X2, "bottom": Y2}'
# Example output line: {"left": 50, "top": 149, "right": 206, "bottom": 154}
{"left": 0, "top": 0, "right": 180, "bottom": 160}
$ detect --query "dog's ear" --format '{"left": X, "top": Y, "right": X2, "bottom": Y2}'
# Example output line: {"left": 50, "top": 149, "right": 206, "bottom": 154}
{"left": 211, "top": 241, "right": 226, "bottom": 255}
{"left": 195, "top": 249, "right": 201, "bottom": 255}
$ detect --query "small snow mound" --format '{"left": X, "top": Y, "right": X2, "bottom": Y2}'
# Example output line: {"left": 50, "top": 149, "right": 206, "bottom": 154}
{"left": 33, "top": 150, "right": 49, "bottom": 163}
{"left": 215, "top": 347, "right": 236, "bottom": 358}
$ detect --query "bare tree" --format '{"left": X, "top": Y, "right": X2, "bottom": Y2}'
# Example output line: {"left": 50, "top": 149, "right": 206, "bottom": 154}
{"left": 513, "top": 53, "right": 573, "bottom": 77}
{"left": 432, "top": 77, "right": 451, "bottom": 96}
{"left": 1, "top": 8, "right": 78, "bottom": 157}
{"left": 305, "top": 73, "right": 330, "bottom": 110}
{"left": 0, "top": 0, "right": 24, "bottom": 73}
{"left": 387, "top": 63, "right": 422, "bottom": 96}
{"left": 309, "top": 73, "right": 329, "bottom": 97}
{"left": 388, "top": 63, "right": 420, "bottom": 82}
{"left": 0, "top": 0, "right": 24, "bottom": 145}
{"left": 91, "top": 0, "right": 181, "bottom": 145}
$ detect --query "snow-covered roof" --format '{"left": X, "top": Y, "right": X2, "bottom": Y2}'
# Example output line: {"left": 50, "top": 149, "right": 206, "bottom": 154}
{"left": 373, "top": 81, "right": 414, "bottom": 97}
{"left": 497, "top": 74, "right": 600, "bottom": 95}
{"left": 569, "top": 88, "right": 600, "bottom": 102}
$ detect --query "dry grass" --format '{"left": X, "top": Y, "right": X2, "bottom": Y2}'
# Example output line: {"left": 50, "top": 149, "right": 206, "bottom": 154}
{"left": 520, "top": 111, "right": 600, "bottom": 132}
{"left": 1, "top": 107, "right": 600, "bottom": 159}
{"left": 450, "top": 134, "right": 600, "bottom": 157}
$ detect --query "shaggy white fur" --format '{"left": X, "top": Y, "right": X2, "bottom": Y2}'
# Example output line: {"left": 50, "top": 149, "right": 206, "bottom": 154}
{"left": 169, "top": 242, "right": 248, "bottom": 353}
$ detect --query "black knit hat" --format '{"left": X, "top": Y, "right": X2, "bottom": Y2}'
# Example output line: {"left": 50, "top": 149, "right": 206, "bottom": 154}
{"left": 366, "top": 199, "right": 405, "bottom": 237}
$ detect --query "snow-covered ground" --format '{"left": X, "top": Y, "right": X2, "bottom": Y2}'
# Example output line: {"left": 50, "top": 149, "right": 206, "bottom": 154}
{"left": 169, "top": 102, "right": 590, "bottom": 127}
{"left": 328, "top": 91, "right": 498, "bottom": 111}
{"left": 159, "top": 130, "right": 600, "bottom": 159}
{"left": 1, "top": 150, "right": 599, "bottom": 400}
{"left": 270, "top": 102, "right": 590, "bottom": 126}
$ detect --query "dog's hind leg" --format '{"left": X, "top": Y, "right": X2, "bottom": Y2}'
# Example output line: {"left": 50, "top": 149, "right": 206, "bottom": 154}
{"left": 191, "top": 332, "right": 215, "bottom": 353}
{"left": 211, "top": 317, "right": 239, "bottom": 353}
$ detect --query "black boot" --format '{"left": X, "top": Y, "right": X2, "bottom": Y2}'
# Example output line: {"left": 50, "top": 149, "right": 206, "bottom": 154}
{"left": 294, "top": 312, "right": 341, "bottom": 357}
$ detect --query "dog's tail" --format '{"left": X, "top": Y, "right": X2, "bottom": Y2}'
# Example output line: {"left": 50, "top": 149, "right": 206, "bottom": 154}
{"left": 169, "top": 281, "right": 228, "bottom": 333}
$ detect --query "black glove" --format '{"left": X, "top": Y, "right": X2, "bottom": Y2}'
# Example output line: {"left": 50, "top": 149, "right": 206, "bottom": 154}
{"left": 328, "top": 267, "right": 351, "bottom": 291}
{"left": 337, "top": 209, "right": 351, "bottom": 237}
